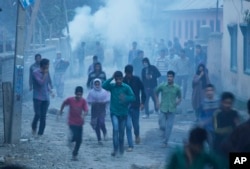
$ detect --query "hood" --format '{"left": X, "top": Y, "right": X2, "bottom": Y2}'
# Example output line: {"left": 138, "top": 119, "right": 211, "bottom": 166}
{"left": 93, "top": 78, "right": 102, "bottom": 91}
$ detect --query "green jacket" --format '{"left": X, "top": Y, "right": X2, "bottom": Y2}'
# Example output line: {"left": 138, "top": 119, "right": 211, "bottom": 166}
{"left": 166, "top": 147, "right": 225, "bottom": 169}
{"left": 102, "top": 78, "right": 135, "bottom": 116}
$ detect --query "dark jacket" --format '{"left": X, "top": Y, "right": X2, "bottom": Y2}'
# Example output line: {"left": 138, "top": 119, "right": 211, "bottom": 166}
{"left": 87, "top": 66, "right": 106, "bottom": 89}
{"left": 123, "top": 75, "right": 146, "bottom": 109}
{"left": 141, "top": 60, "right": 161, "bottom": 89}
{"left": 222, "top": 119, "right": 250, "bottom": 153}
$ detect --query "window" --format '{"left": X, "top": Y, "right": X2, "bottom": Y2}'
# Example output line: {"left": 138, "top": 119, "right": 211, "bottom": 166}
{"left": 240, "top": 23, "right": 250, "bottom": 74}
{"left": 202, "top": 20, "right": 206, "bottom": 25}
{"left": 190, "top": 21, "right": 194, "bottom": 39}
{"left": 196, "top": 20, "right": 200, "bottom": 37}
{"left": 185, "top": 20, "right": 189, "bottom": 39}
{"left": 173, "top": 20, "right": 176, "bottom": 37}
{"left": 216, "top": 20, "right": 221, "bottom": 32}
{"left": 227, "top": 24, "right": 238, "bottom": 72}
{"left": 178, "top": 21, "right": 182, "bottom": 38}
{"left": 210, "top": 20, "right": 215, "bottom": 32}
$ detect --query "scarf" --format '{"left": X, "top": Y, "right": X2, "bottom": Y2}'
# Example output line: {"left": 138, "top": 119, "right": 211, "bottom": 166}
{"left": 87, "top": 78, "right": 110, "bottom": 103}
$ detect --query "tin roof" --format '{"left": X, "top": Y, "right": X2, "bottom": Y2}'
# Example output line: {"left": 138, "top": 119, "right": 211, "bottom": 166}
{"left": 163, "top": 0, "right": 223, "bottom": 12}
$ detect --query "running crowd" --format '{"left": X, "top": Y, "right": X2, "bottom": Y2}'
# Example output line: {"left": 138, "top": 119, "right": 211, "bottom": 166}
{"left": 27, "top": 38, "right": 250, "bottom": 169}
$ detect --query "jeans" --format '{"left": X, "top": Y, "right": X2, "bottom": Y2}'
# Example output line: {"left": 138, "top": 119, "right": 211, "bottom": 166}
{"left": 111, "top": 115, "right": 127, "bottom": 154}
{"left": 176, "top": 75, "right": 188, "bottom": 99}
{"left": 126, "top": 108, "right": 140, "bottom": 148}
{"left": 145, "top": 88, "right": 157, "bottom": 116}
{"left": 95, "top": 117, "right": 107, "bottom": 141}
{"left": 69, "top": 125, "right": 83, "bottom": 156}
{"left": 32, "top": 99, "right": 50, "bottom": 135}
{"left": 162, "top": 112, "right": 175, "bottom": 144}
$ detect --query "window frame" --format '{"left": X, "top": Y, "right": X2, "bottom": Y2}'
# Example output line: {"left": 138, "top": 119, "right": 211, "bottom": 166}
{"left": 240, "top": 23, "right": 250, "bottom": 75}
{"left": 227, "top": 23, "right": 238, "bottom": 72}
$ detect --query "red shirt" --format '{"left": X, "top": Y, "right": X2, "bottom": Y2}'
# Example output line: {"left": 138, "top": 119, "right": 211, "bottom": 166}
{"left": 63, "top": 97, "right": 88, "bottom": 126}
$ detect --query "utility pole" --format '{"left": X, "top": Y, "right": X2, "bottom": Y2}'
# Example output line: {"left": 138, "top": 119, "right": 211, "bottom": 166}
{"left": 10, "top": 1, "right": 26, "bottom": 143}
{"left": 216, "top": 0, "right": 219, "bottom": 32}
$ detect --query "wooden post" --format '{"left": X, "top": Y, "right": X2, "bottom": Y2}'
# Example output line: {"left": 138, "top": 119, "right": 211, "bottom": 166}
{"left": 2, "top": 82, "right": 12, "bottom": 143}
{"left": 10, "top": 2, "right": 26, "bottom": 144}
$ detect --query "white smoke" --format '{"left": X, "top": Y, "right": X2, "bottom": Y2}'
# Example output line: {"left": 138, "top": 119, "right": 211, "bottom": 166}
{"left": 65, "top": 0, "right": 150, "bottom": 51}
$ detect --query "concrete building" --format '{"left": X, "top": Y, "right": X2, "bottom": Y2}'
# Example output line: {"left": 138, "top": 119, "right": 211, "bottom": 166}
{"left": 163, "top": 0, "right": 223, "bottom": 43}
{"left": 220, "top": 0, "right": 250, "bottom": 102}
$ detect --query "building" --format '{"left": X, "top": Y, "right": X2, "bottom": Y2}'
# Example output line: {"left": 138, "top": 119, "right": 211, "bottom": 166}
{"left": 163, "top": 0, "right": 223, "bottom": 43}
{"left": 220, "top": 0, "right": 250, "bottom": 102}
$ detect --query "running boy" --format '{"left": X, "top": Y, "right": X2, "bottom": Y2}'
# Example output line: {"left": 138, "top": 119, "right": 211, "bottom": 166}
{"left": 59, "top": 86, "right": 88, "bottom": 161}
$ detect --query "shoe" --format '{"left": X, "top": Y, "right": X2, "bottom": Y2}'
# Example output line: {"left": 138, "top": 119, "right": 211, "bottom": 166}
{"left": 111, "top": 152, "right": 117, "bottom": 157}
{"left": 126, "top": 147, "right": 133, "bottom": 152}
{"left": 98, "top": 141, "right": 103, "bottom": 145}
{"left": 135, "top": 136, "right": 141, "bottom": 144}
{"left": 142, "top": 115, "right": 149, "bottom": 119}
{"left": 71, "top": 155, "right": 78, "bottom": 161}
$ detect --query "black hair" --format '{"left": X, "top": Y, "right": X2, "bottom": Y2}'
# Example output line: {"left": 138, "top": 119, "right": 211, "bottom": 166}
{"left": 221, "top": 92, "right": 235, "bottom": 102}
{"left": 35, "top": 53, "right": 41, "bottom": 59}
{"left": 167, "top": 70, "right": 175, "bottom": 77}
{"left": 196, "top": 44, "right": 202, "bottom": 49}
{"left": 247, "top": 99, "right": 250, "bottom": 114}
{"left": 75, "top": 86, "right": 83, "bottom": 94}
{"left": 189, "top": 127, "right": 207, "bottom": 145}
{"left": 142, "top": 57, "right": 150, "bottom": 65}
{"left": 125, "top": 65, "right": 133, "bottom": 74}
{"left": 93, "top": 55, "right": 98, "bottom": 60}
{"left": 196, "top": 63, "right": 206, "bottom": 75}
{"left": 114, "top": 71, "right": 123, "bottom": 79}
{"left": 94, "top": 62, "right": 101, "bottom": 67}
{"left": 40, "top": 58, "right": 49, "bottom": 68}
{"left": 132, "top": 41, "right": 137, "bottom": 45}
{"left": 206, "top": 84, "right": 215, "bottom": 89}
{"left": 0, "top": 165, "right": 27, "bottom": 169}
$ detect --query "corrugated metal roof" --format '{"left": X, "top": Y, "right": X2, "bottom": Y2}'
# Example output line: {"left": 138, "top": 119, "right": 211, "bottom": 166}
{"left": 163, "top": 0, "right": 223, "bottom": 12}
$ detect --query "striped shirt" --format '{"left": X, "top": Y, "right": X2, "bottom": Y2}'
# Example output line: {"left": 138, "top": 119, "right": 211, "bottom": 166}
{"left": 166, "top": 55, "right": 179, "bottom": 73}
{"left": 155, "top": 57, "right": 168, "bottom": 76}
{"left": 200, "top": 98, "right": 219, "bottom": 131}
{"left": 32, "top": 69, "right": 51, "bottom": 101}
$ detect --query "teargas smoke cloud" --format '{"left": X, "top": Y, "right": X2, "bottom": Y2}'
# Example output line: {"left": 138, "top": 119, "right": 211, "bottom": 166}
{"left": 65, "top": 0, "right": 152, "bottom": 51}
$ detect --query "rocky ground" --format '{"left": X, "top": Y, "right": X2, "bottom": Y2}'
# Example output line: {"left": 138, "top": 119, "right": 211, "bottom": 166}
{"left": 0, "top": 58, "right": 247, "bottom": 169}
